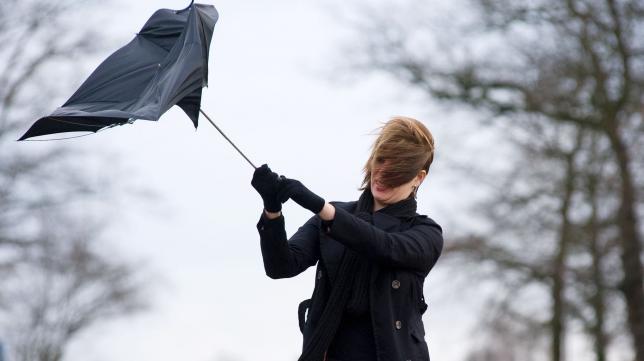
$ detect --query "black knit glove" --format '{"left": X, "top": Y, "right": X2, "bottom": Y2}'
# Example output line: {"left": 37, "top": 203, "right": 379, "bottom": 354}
{"left": 277, "top": 176, "right": 326, "bottom": 214}
{"left": 251, "top": 164, "right": 283, "bottom": 213}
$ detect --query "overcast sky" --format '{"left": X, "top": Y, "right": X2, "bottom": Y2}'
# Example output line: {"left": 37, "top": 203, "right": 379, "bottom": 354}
{"left": 29, "top": 1, "right": 498, "bottom": 360}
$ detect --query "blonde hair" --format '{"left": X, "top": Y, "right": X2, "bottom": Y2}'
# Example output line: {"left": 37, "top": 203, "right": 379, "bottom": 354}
{"left": 359, "top": 116, "right": 435, "bottom": 191}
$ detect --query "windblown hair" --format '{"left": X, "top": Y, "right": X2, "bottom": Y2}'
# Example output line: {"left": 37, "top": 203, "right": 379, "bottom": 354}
{"left": 359, "top": 116, "right": 435, "bottom": 191}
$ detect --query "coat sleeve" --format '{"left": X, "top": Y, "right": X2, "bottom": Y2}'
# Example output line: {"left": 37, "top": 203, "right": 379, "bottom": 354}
{"left": 256, "top": 210, "right": 320, "bottom": 279}
{"left": 324, "top": 205, "right": 443, "bottom": 272}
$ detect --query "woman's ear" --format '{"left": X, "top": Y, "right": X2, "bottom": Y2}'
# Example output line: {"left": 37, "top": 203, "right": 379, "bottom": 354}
{"left": 416, "top": 170, "right": 427, "bottom": 185}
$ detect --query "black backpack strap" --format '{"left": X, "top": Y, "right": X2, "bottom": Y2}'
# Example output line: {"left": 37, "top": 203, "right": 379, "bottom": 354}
{"left": 298, "top": 298, "right": 313, "bottom": 333}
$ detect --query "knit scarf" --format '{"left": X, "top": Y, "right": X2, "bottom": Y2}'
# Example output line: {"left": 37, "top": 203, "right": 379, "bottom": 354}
{"left": 298, "top": 187, "right": 417, "bottom": 361}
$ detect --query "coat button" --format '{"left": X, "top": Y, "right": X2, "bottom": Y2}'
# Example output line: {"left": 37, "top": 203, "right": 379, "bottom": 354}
{"left": 317, "top": 270, "right": 323, "bottom": 280}
{"left": 395, "top": 320, "right": 402, "bottom": 330}
{"left": 391, "top": 280, "right": 400, "bottom": 289}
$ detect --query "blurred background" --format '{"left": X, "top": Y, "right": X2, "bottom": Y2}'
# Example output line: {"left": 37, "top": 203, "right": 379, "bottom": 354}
{"left": 1, "top": 0, "right": 642, "bottom": 360}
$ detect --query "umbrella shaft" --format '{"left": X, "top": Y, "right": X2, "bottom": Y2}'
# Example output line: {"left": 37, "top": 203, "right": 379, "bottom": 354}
{"left": 199, "top": 109, "right": 257, "bottom": 169}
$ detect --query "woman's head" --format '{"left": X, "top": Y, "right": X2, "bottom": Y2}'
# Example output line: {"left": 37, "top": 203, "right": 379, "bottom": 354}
{"left": 360, "top": 116, "right": 435, "bottom": 207}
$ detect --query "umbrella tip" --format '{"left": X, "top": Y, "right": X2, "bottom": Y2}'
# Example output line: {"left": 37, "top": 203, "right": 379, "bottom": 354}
{"left": 176, "top": 0, "right": 194, "bottom": 13}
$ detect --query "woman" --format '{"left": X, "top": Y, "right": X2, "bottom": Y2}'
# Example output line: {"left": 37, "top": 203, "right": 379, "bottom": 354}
{"left": 251, "top": 116, "right": 443, "bottom": 361}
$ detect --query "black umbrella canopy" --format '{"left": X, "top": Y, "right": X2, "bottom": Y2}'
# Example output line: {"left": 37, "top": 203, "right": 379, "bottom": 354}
{"left": 19, "top": 2, "right": 219, "bottom": 141}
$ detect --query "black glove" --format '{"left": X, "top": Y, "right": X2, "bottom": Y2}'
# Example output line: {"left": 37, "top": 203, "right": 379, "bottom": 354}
{"left": 276, "top": 176, "right": 326, "bottom": 214}
{"left": 251, "top": 164, "right": 283, "bottom": 212}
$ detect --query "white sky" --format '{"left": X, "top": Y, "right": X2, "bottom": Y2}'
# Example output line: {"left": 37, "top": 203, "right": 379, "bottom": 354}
{"left": 26, "top": 1, "right": 500, "bottom": 360}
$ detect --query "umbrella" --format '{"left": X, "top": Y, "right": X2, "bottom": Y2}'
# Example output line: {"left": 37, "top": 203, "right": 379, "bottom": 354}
{"left": 18, "top": 1, "right": 256, "bottom": 168}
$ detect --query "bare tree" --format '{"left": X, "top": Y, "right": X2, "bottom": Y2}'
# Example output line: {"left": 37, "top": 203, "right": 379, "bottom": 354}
{"left": 343, "top": 0, "right": 644, "bottom": 359}
{"left": 0, "top": 1, "right": 149, "bottom": 360}
{"left": 1, "top": 218, "right": 146, "bottom": 361}
{"left": 440, "top": 118, "right": 628, "bottom": 361}
{"left": 443, "top": 122, "right": 595, "bottom": 360}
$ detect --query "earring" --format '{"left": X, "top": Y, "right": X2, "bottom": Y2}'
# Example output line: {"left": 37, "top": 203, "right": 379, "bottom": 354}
{"left": 411, "top": 185, "right": 418, "bottom": 199}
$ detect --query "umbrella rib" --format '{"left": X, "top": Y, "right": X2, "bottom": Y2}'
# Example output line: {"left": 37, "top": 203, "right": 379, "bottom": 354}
{"left": 19, "top": 120, "right": 123, "bottom": 141}
{"left": 19, "top": 132, "right": 97, "bottom": 141}
{"left": 199, "top": 109, "right": 257, "bottom": 169}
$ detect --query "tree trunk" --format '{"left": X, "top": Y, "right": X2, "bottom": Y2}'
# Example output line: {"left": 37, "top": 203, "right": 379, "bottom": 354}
{"left": 605, "top": 120, "right": 644, "bottom": 361}
{"left": 586, "top": 134, "right": 608, "bottom": 361}
{"left": 551, "top": 133, "right": 581, "bottom": 361}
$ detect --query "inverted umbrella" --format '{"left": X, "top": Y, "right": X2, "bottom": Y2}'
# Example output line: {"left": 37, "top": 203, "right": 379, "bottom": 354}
{"left": 18, "top": 1, "right": 256, "bottom": 169}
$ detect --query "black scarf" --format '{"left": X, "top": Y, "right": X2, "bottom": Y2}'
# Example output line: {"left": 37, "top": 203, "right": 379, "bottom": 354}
{"left": 298, "top": 187, "right": 417, "bottom": 361}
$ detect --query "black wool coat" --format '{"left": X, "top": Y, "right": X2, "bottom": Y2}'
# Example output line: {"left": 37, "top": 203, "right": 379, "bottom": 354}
{"left": 256, "top": 198, "right": 444, "bottom": 361}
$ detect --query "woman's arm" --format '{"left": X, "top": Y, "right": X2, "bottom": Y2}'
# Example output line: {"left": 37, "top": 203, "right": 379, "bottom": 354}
{"left": 252, "top": 165, "right": 320, "bottom": 278}
{"left": 318, "top": 203, "right": 443, "bottom": 272}
{"left": 317, "top": 202, "right": 335, "bottom": 222}
{"left": 257, "top": 210, "right": 320, "bottom": 279}
{"left": 274, "top": 177, "right": 442, "bottom": 272}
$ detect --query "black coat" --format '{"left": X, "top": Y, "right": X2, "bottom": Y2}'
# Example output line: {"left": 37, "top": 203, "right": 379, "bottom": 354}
{"left": 256, "top": 198, "right": 443, "bottom": 361}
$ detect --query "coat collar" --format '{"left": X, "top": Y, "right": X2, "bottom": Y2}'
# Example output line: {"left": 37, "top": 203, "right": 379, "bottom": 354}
{"left": 343, "top": 189, "right": 418, "bottom": 232}
{"left": 372, "top": 195, "right": 417, "bottom": 232}
{"left": 375, "top": 193, "right": 417, "bottom": 218}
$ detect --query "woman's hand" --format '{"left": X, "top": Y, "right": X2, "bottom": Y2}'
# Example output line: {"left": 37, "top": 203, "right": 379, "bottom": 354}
{"left": 277, "top": 176, "right": 326, "bottom": 214}
{"left": 251, "top": 164, "right": 283, "bottom": 213}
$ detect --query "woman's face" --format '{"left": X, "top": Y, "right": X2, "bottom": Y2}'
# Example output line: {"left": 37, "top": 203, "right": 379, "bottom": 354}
{"left": 370, "top": 159, "right": 426, "bottom": 210}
